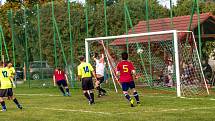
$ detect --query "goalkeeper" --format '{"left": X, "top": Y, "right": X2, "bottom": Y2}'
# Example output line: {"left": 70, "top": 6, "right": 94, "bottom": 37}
{"left": 116, "top": 52, "right": 140, "bottom": 107}
{"left": 93, "top": 53, "right": 107, "bottom": 97}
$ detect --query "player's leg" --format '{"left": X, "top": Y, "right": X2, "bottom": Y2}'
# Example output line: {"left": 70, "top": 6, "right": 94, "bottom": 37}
{"left": 89, "top": 90, "right": 94, "bottom": 104}
{"left": 130, "top": 81, "right": 140, "bottom": 105}
{"left": 82, "top": 78, "right": 91, "bottom": 104}
{"left": 8, "top": 88, "right": 23, "bottom": 109}
{"left": 0, "top": 89, "right": 7, "bottom": 111}
{"left": 95, "top": 78, "right": 102, "bottom": 97}
{"left": 122, "top": 82, "right": 134, "bottom": 107}
{"left": 88, "top": 77, "right": 95, "bottom": 104}
{"left": 57, "top": 80, "right": 66, "bottom": 96}
{"left": 98, "top": 77, "right": 106, "bottom": 95}
{"left": 62, "top": 80, "right": 71, "bottom": 96}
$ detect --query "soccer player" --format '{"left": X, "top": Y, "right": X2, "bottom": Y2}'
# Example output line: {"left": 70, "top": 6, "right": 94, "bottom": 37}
{"left": 93, "top": 53, "right": 107, "bottom": 97}
{"left": 53, "top": 67, "right": 71, "bottom": 96}
{"left": 0, "top": 61, "right": 22, "bottom": 111}
{"left": 116, "top": 52, "right": 140, "bottom": 107}
{"left": 6, "top": 61, "right": 16, "bottom": 87}
{"left": 78, "top": 56, "right": 98, "bottom": 105}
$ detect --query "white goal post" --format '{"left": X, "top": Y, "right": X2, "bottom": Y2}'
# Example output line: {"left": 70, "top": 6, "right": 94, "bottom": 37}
{"left": 85, "top": 30, "right": 209, "bottom": 97}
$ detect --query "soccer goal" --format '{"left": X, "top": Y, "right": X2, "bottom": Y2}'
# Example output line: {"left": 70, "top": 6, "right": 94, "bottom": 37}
{"left": 85, "top": 30, "right": 209, "bottom": 97}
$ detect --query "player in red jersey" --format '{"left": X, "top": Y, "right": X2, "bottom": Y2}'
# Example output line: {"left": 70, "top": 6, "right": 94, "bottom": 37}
{"left": 116, "top": 52, "right": 140, "bottom": 107}
{"left": 53, "top": 67, "right": 70, "bottom": 96}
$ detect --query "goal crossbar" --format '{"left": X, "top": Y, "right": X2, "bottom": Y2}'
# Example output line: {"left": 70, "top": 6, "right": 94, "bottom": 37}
{"left": 85, "top": 30, "right": 181, "bottom": 41}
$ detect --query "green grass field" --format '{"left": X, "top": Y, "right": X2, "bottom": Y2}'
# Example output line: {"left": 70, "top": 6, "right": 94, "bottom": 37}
{"left": 1, "top": 84, "right": 215, "bottom": 121}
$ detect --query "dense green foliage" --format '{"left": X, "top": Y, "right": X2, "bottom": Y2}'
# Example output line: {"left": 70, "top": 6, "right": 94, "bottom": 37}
{"left": 0, "top": 0, "right": 214, "bottom": 67}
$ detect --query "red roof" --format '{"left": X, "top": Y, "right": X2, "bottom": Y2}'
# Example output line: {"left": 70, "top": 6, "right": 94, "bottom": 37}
{"left": 111, "top": 13, "right": 215, "bottom": 45}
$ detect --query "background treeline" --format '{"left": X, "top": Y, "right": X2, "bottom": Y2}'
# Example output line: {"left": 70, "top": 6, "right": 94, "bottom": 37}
{"left": 0, "top": 0, "right": 214, "bottom": 67}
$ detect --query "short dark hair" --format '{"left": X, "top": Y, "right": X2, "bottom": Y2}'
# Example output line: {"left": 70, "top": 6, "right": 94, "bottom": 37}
{"left": 94, "top": 53, "right": 99, "bottom": 58}
{"left": 79, "top": 56, "right": 85, "bottom": 62}
{"left": 121, "top": 52, "right": 128, "bottom": 60}
{"left": 56, "top": 66, "right": 63, "bottom": 70}
{"left": 6, "top": 61, "right": 12, "bottom": 65}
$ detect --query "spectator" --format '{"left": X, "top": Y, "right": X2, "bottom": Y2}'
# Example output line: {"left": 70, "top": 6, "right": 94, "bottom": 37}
{"left": 202, "top": 59, "right": 212, "bottom": 83}
{"left": 167, "top": 60, "right": 174, "bottom": 87}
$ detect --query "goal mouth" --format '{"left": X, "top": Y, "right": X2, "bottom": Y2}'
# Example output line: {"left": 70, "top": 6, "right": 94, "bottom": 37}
{"left": 85, "top": 30, "right": 209, "bottom": 97}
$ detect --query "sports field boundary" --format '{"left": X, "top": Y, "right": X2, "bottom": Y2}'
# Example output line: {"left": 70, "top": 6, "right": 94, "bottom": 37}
{"left": 17, "top": 93, "right": 215, "bottom": 101}
{"left": 28, "top": 106, "right": 215, "bottom": 115}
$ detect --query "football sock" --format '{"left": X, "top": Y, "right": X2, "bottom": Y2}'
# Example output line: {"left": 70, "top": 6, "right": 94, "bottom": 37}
{"left": 65, "top": 88, "right": 70, "bottom": 93}
{"left": 100, "top": 88, "right": 106, "bottom": 93}
{"left": 124, "top": 93, "right": 131, "bottom": 101}
{"left": 97, "top": 86, "right": 106, "bottom": 95}
{"left": 59, "top": 87, "right": 65, "bottom": 94}
{"left": 84, "top": 92, "right": 91, "bottom": 101}
{"left": 89, "top": 92, "right": 94, "bottom": 103}
{"left": 13, "top": 98, "right": 21, "bottom": 106}
{"left": 96, "top": 87, "right": 101, "bottom": 95}
{"left": 1, "top": 101, "right": 6, "bottom": 110}
{"left": 133, "top": 92, "right": 140, "bottom": 102}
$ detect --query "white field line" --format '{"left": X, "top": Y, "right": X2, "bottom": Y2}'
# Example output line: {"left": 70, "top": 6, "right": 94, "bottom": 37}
{"left": 117, "top": 106, "right": 215, "bottom": 114}
{"left": 17, "top": 93, "right": 215, "bottom": 101}
{"left": 17, "top": 94, "right": 61, "bottom": 97}
{"left": 29, "top": 106, "right": 215, "bottom": 115}
{"left": 29, "top": 107, "right": 111, "bottom": 115}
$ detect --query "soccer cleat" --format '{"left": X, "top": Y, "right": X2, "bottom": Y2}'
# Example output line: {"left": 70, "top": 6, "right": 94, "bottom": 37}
{"left": 67, "top": 92, "right": 71, "bottom": 96}
{"left": 17, "top": 105, "right": 23, "bottom": 110}
{"left": 130, "top": 99, "right": 135, "bottom": 107}
{"left": 89, "top": 101, "right": 94, "bottom": 105}
{"left": 1, "top": 109, "right": 7, "bottom": 112}
{"left": 137, "top": 102, "right": 141, "bottom": 106}
{"left": 98, "top": 94, "right": 102, "bottom": 98}
{"left": 88, "top": 99, "right": 95, "bottom": 105}
{"left": 63, "top": 93, "right": 66, "bottom": 96}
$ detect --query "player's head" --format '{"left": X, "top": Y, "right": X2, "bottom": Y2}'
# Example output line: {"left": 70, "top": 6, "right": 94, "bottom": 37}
{"left": 94, "top": 53, "right": 99, "bottom": 58}
{"left": 79, "top": 56, "right": 85, "bottom": 62}
{"left": 121, "top": 52, "right": 128, "bottom": 60}
{"left": 6, "top": 61, "right": 13, "bottom": 67}
{"left": 56, "top": 66, "right": 62, "bottom": 71}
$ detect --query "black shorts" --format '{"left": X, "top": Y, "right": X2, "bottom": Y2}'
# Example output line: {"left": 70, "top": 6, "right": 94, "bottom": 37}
{"left": 56, "top": 80, "right": 68, "bottom": 87}
{"left": 97, "top": 77, "right": 105, "bottom": 84}
{"left": 82, "top": 77, "right": 94, "bottom": 90}
{"left": 0, "top": 88, "right": 13, "bottom": 97}
{"left": 121, "top": 81, "right": 135, "bottom": 91}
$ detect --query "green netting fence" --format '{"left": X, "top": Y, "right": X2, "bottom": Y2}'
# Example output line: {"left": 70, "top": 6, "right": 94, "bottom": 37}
{"left": 0, "top": 0, "right": 208, "bottom": 90}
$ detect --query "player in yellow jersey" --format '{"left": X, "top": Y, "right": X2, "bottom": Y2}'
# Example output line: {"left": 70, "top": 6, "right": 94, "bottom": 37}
{"left": 78, "top": 56, "right": 98, "bottom": 105}
{"left": 0, "top": 61, "right": 22, "bottom": 112}
{"left": 6, "top": 61, "right": 22, "bottom": 110}
{"left": 6, "top": 61, "right": 16, "bottom": 88}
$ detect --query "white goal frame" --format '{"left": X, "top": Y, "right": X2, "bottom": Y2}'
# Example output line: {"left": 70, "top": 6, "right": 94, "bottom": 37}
{"left": 85, "top": 30, "right": 209, "bottom": 97}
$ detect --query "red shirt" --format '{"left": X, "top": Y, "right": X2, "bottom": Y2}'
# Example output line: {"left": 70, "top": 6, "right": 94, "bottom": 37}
{"left": 116, "top": 60, "right": 135, "bottom": 82}
{"left": 54, "top": 70, "right": 66, "bottom": 81}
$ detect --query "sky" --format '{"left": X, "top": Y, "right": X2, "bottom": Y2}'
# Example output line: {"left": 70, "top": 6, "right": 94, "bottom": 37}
{"left": 72, "top": 0, "right": 178, "bottom": 8}
{"left": 1, "top": 0, "right": 177, "bottom": 8}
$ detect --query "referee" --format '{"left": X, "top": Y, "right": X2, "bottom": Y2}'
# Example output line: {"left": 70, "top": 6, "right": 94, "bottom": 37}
{"left": 77, "top": 56, "right": 98, "bottom": 105}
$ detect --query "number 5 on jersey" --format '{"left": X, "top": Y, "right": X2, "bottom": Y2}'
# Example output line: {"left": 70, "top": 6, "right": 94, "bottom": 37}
{"left": 123, "top": 65, "right": 128, "bottom": 72}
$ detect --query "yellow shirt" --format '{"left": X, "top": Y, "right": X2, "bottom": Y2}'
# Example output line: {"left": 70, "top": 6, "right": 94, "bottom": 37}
{"left": 0, "top": 67, "right": 12, "bottom": 89}
{"left": 6, "top": 67, "right": 15, "bottom": 78}
{"left": 78, "top": 62, "right": 94, "bottom": 78}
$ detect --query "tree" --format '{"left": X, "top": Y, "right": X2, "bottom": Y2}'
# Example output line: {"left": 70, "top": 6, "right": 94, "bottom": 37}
{"left": 173, "top": 0, "right": 215, "bottom": 16}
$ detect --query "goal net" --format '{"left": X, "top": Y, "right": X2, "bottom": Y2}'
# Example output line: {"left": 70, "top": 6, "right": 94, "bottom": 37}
{"left": 85, "top": 30, "right": 209, "bottom": 97}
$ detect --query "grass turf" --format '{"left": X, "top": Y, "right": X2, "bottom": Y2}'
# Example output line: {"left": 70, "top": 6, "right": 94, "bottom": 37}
{"left": 1, "top": 85, "right": 215, "bottom": 121}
